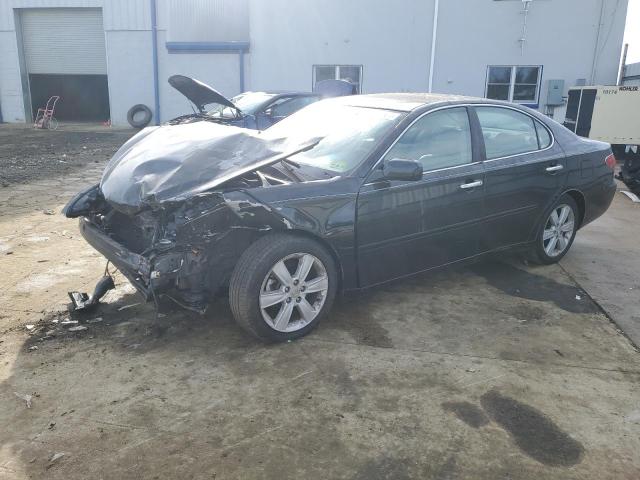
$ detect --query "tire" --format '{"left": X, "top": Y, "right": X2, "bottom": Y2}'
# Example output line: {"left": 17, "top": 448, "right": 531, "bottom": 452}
{"left": 229, "top": 233, "right": 338, "bottom": 342}
{"left": 529, "top": 194, "right": 579, "bottom": 265}
{"left": 127, "top": 104, "right": 153, "bottom": 128}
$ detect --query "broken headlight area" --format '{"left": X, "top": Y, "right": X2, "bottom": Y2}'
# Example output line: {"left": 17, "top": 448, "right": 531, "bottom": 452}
{"left": 65, "top": 182, "right": 287, "bottom": 314}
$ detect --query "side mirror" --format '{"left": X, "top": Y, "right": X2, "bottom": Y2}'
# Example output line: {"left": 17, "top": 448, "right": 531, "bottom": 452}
{"left": 382, "top": 158, "right": 423, "bottom": 181}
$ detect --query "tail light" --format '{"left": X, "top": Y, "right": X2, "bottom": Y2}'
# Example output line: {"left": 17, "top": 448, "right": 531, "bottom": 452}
{"left": 605, "top": 153, "right": 616, "bottom": 170}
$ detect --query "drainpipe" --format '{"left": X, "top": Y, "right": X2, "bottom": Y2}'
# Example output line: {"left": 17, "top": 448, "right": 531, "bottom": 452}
{"left": 150, "top": 0, "right": 161, "bottom": 125}
{"left": 428, "top": 0, "right": 439, "bottom": 93}
{"left": 239, "top": 50, "right": 245, "bottom": 93}
{"left": 590, "top": 0, "right": 605, "bottom": 85}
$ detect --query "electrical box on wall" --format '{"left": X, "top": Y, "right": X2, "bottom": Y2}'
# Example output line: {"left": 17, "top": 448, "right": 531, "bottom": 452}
{"left": 547, "top": 79, "right": 565, "bottom": 106}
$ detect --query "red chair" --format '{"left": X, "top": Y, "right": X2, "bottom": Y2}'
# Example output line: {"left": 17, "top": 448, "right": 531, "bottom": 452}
{"left": 34, "top": 96, "right": 60, "bottom": 130}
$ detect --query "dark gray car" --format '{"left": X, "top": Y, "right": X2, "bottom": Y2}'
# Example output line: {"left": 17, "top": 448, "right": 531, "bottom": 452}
{"left": 64, "top": 94, "right": 616, "bottom": 342}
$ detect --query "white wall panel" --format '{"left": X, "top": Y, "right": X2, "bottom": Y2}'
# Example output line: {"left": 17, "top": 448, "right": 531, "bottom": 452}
{"left": 164, "top": 0, "right": 248, "bottom": 40}
{"left": 103, "top": 0, "right": 150, "bottom": 31}
{"left": 105, "top": 30, "right": 154, "bottom": 125}
{"left": 0, "top": 31, "right": 27, "bottom": 121}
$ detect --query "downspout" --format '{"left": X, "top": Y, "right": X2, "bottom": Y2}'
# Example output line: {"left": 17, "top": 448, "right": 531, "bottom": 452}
{"left": 590, "top": 0, "right": 605, "bottom": 85}
{"left": 428, "top": 0, "right": 439, "bottom": 93}
{"left": 239, "top": 50, "right": 245, "bottom": 93}
{"left": 150, "top": 0, "right": 161, "bottom": 125}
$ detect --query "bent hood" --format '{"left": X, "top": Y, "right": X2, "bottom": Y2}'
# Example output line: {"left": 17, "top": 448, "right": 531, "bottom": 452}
{"left": 100, "top": 122, "right": 319, "bottom": 214}
{"left": 168, "top": 75, "right": 237, "bottom": 112}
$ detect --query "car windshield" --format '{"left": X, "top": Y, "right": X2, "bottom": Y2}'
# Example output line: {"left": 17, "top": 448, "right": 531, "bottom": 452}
{"left": 261, "top": 102, "right": 404, "bottom": 173}
{"left": 208, "top": 92, "right": 276, "bottom": 118}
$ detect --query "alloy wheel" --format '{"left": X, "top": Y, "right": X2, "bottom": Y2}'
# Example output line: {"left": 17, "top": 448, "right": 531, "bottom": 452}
{"left": 542, "top": 204, "right": 575, "bottom": 257}
{"left": 259, "top": 253, "right": 329, "bottom": 332}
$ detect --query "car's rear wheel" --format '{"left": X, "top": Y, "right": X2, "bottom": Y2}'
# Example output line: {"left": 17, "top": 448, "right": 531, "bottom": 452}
{"left": 229, "top": 234, "right": 337, "bottom": 342}
{"left": 529, "top": 194, "right": 578, "bottom": 264}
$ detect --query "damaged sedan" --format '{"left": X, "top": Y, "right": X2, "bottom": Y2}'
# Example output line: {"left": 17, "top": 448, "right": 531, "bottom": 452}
{"left": 64, "top": 94, "right": 616, "bottom": 341}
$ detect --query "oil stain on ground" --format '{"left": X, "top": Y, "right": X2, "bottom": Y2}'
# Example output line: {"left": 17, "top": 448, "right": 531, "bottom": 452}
{"left": 442, "top": 401, "right": 490, "bottom": 428}
{"left": 352, "top": 455, "right": 411, "bottom": 480}
{"left": 480, "top": 390, "right": 584, "bottom": 466}
{"left": 328, "top": 293, "right": 394, "bottom": 348}
{"left": 471, "top": 262, "right": 599, "bottom": 314}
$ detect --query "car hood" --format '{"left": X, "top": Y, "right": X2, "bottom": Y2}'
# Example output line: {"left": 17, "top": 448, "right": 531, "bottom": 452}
{"left": 168, "top": 75, "right": 238, "bottom": 112}
{"left": 100, "top": 122, "right": 320, "bottom": 214}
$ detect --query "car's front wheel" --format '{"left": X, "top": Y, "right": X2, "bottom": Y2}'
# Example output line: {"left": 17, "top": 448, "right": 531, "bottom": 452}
{"left": 229, "top": 234, "right": 337, "bottom": 342}
{"left": 529, "top": 194, "right": 579, "bottom": 264}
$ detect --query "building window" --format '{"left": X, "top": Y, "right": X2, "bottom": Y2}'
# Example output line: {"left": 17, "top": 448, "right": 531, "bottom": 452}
{"left": 313, "top": 65, "right": 362, "bottom": 93}
{"left": 486, "top": 66, "right": 541, "bottom": 104}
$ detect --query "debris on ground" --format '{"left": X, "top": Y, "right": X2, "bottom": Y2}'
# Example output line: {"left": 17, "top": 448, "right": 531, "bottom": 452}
{"left": 28, "top": 345, "right": 38, "bottom": 352}
{"left": 118, "top": 303, "right": 141, "bottom": 311}
{"left": 43, "top": 209, "right": 56, "bottom": 215}
{"left": 86, "top": 317, "right": 104, "bottom": 324}
{"left": 575, "top": 295, "right": 582, "bottom": 300}
{"left": 47, "top": 452, "right": 65, "bottom": 468}
{"left": 68, "top": 276, "right": 115, "bottom": 312}
{"left": 25, "top": 324, "right": 35, "bottom": 331}
{"left": 60, "top": 319, "right": 78, "bottom": 326}
{"left": 14, "top": 392, "right": 33, "bottom": 408}
{"left": 620, "top": 190, "right": 640, "bottom": 203}
{"left": 68, "top": 325, "right": 88, "bottom": 332}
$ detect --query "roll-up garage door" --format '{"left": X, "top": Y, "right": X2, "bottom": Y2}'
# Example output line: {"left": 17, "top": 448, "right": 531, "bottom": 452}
{"left": 21, "top": 8, "right": 106, "bottom": 75}
{"left": 20, "top": 8, "right": 110, "bottom": 121}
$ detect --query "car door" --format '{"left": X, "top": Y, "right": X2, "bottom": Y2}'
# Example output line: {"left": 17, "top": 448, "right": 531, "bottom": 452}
{"left": 473, "top": 105, "right": 566, "bottom": 251}
{"left": 356, "top": 106, "right": 485, "bottom": 287}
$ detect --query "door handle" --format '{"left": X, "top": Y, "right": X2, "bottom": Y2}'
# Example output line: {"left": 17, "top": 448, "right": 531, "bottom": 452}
{"left": 545, "top": 165, "right": 564, "bottom": 172}
{"left": 460, "top": 180, "right": 483, "bottom": 189}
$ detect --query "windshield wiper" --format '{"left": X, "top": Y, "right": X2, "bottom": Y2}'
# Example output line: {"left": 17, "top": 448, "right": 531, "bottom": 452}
{"left": 279, "top": 158, "right": 302, "bottom": 181}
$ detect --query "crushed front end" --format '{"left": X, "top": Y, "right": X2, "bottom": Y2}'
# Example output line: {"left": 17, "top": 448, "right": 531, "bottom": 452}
{"left": 63, "top": 121, "right": 319, "bottom": 312}
{"left": 64, "top": 177, "right": 293, "bottom": 313}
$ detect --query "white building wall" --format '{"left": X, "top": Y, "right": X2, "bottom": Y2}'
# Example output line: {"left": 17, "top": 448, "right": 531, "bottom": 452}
{"left": 103, "top": 0, "right": 153, "bottom": 126}
{"left": 247, "top": 0, "right": 434, "bottom": 93}
{"left": 432, "top": 0, "right": 628, "bottom": 119}
{"left": 155, "top": 0, "right": 248, "bottom": 122}
{"left": 0, "top": 0, "right": 631, "bottom": 125}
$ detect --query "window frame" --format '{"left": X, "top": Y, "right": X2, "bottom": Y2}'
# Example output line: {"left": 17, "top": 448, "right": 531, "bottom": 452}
{"left": 312, "top": 64, "right": 363, "bottom": 93}
{"left": 485, "top": 65, "right": 543, "bottom": 106}
{"left": 473, "top": 104, "right": 555, "bottom": 161}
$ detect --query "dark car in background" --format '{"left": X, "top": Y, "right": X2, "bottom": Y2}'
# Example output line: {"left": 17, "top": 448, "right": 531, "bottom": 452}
{"left": 168, "top": 75, "right": 354, "bottom": 129}
{"left": 64, "top": 94, "right": 616, "bottom": 342}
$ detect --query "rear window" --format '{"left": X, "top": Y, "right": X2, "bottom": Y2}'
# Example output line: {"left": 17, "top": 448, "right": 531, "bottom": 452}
{"left": 476, "top": 107, "right": 545, "bottom": 159}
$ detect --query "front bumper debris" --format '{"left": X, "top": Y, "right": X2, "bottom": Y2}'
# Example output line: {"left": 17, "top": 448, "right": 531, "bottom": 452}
{"left": 79, "top": 217, "right": 154, "bottom": 299}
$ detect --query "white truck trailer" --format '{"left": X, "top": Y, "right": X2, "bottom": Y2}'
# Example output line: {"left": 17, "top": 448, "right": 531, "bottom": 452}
{"left": 563, "top": 85, "right": 640, "bottom": 193}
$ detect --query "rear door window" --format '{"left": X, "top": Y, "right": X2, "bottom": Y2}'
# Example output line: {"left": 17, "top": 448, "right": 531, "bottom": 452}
{"left": 476, "top": 107, "right": 540, "bottom": 159}
{"left": 535, "top": 121, "right": 552, "bottom": 149}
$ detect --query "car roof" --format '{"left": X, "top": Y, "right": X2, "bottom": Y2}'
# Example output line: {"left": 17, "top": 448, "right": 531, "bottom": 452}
{"left": 332, "top": 93, "right": 485, "bottom": 112}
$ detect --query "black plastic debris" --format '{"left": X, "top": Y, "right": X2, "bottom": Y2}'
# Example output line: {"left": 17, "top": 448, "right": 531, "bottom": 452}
{"left": 68, "top": 275, "right": 115, "bottom": 312}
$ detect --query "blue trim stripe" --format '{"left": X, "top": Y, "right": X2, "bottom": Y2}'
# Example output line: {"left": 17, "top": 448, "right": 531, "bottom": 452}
{"left": 166, "top": 41, "right": 250, "bottom": 53}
